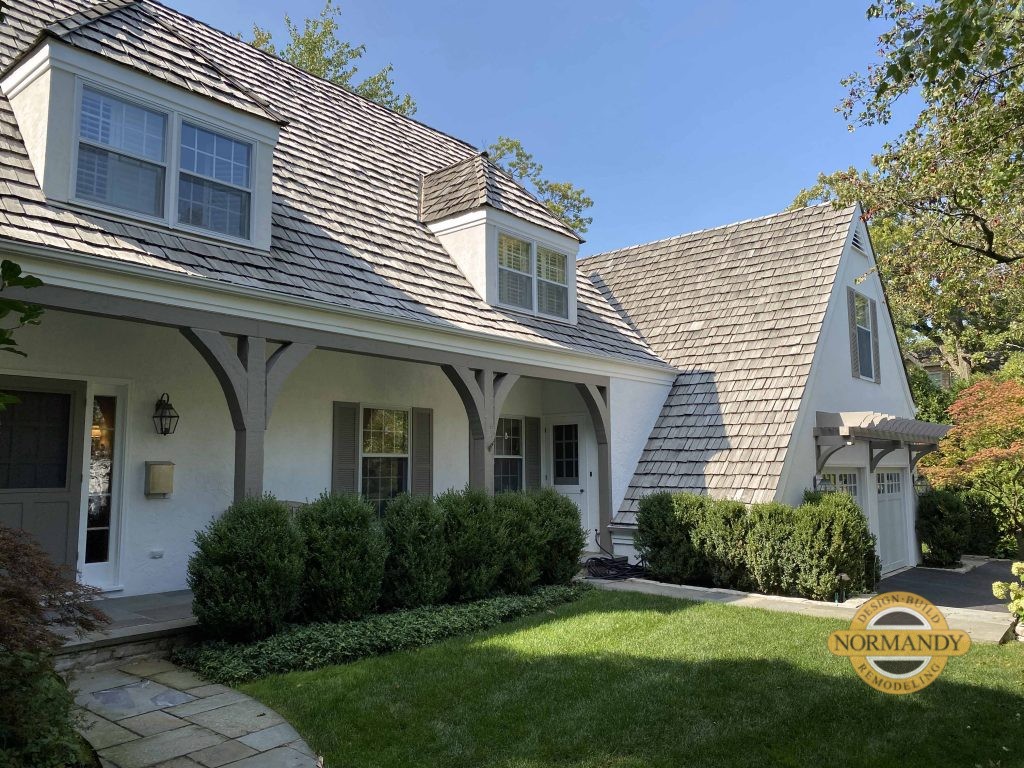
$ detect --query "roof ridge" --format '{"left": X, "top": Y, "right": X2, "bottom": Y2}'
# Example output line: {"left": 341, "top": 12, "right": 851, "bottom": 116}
{"left": 45, "top": 0, "right": 139, "bottom": 37}
{"left": 137, "top": 0, "right": 482, "bottom": 155}
{"left": 581, "top": 201, "right": 851, "bottom": 263}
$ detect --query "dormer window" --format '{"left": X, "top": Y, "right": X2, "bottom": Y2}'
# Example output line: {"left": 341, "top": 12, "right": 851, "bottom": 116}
{"left": 497, "top": 232, "right": 570, "bottom": 319}
{"left": 178, "top": 123, "right": 252, "bottom": 239}
{"left": 76, "top": 87, "right": 167, "bottom": 218}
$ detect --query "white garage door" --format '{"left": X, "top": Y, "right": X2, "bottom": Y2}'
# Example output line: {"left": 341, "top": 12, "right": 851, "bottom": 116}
{"left": 876, "top": 471, "right": 909, "bottom": 573}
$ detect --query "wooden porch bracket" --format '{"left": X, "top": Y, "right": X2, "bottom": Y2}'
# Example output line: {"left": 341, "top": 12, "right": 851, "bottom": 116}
{"left": 441, "top": 365, "right": 520, "bottom": 492}
{"left": 575, "top": 383, "right": 613, "bottom": 551}
{"left": 182, "top": 328, "right": 313, "bottom": 502}
{"left": 908, "top": 443, "right": 938, "bottom": 470}
{"left": 814, "top": 433, "right": 853, "bottom": 473}
{"left": 869, "top": 439, "right": 902, "bottom": 472}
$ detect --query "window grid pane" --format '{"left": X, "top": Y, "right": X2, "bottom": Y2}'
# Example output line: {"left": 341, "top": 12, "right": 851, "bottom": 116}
{"left": 499, "top": 268, "right": 533, "bottom": 310}
{"left": 494, "top": 457, "right": 523, "bottom": 493}
{"left": 536, "top": 247, "right": 567, "bottom": 284}
{"left": 80, "top": 87, "right": 166, "bottom": 162}
{"left": 537, "top": 279, "right": 569, "bottom": 318}
{"left": 76, "top": 145, "right": 166, "bottom": 217}
{"left": 180, "top": 123, "right": 251, "bottom": 188}
{"left": 494, "top": 418, "right": 522, "bottom": 457}
{"left": 361, "top": 456, "right": 408, "bottom": 513}
{"left": 822, "top": 472, "right": 858, "bottom": 500}
{"left": 177, "top": 174, "right": 251, "bottom": 239}
{"left": 552, "top": 423, "right": 579, "bottom": 485}
{"left": 498, "top": 233, "right": 531, "bottom": 273}
{"left": 361, "top": 408, "right": 409, "bottom": 456}
{"left": 0, "top": 391, "right": 70, "bottom": 490}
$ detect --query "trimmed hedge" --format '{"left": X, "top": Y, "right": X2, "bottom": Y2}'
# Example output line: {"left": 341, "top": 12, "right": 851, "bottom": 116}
{"left": 532, "top": 488, "right": 587, "bottom": 585}
{"left": 636, "top": 491, "right": 878, "bottom": 600}
{"left": 188, "top": 495, "right": 304, "bottom": 641}
{"left": 916, "top": 489, "right": 970, "bottom": 567}
{"left": 173, "top": 583, "right": 590, "bottom": 684}
{"left": 438, "top": 488, "right": 506, "bottom": 602}
{"left": 380, "top": 494, "right": 449, "bottom": 610}
{"left": 296, "top": 494, "right": 387, "bottom": 622}
{"left": 494, "top": 492, "right": 544, "bottom": 594}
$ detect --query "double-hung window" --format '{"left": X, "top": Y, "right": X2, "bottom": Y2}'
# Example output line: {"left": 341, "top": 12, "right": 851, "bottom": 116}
{"left": 76, "top": 87, "right": 167, "bottom": 218}
{"left": 178, "top": 123, "right": 252, "bottom": 239}
{"left": 497, "top": 232, "right": 570, "bottom": 319}
{"left": 74, "top": 84, "right": 256, "bottom": 243}
{"left": 854, "top": 292, "right": 874, "bottom": 379}
{"left": 494, "top": 417, "right": 523, "bottom": 492}
{"left": 361, "top": 408, "right": 409, "bottom": 512}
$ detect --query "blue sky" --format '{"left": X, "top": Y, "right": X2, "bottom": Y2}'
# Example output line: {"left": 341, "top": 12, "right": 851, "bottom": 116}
{"left": 173, "top": 0, "right": 920, "bottom": 256}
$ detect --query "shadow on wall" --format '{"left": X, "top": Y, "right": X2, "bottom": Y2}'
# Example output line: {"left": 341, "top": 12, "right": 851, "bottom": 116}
{"left": 255, "top": 594, "right": 1024, "bottom": 768}
{"left": 621, "top": 368, "right": 731, "bottom": 514}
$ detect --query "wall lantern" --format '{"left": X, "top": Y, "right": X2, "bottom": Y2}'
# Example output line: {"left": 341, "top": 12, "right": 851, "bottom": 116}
{"left": 152, "top": 393, "right": 179, "bottom": 436}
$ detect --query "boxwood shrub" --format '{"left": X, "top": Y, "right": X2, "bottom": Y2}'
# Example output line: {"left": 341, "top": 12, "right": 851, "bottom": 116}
{"left": 380, "top": 493, "right": 449, "bottom": 610}
{"left": 916, "top": 489, "right": 970, "bottom": 567}
{"left": 634, "top": 492, "right": 703, "bottom": 584}
{"left": 530, "top": 488, "right": 586, "bottom": 585}
{"left": 494, "top": 492, "right": 544, "bottom": 594}
{"left": 187, "top": 495, "right": 304, "bottom": 641}
{"left": 792, "top": 492, "right": 872, "bottom": 600}
{"left": 689, "top": 497, "right": 752, "bottom": 589}
{"left": 745, "top": 502, "right": 798, "bottom": 595}
{"left": 438, "top": 487, "right": 505, "bottom": 601}
{"left": 173, "top": 583, "right": 590, "bottom": 684}
{"left": 296, "top": 493, "right": 387, "bottom": 622}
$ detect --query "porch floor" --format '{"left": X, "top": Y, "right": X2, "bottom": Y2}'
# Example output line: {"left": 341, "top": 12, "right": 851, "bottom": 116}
{"left": 62, "top": 590, "right": 197, "bottom": 651}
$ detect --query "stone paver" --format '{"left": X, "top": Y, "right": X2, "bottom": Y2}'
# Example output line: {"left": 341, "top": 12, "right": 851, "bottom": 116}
{"left": 72, "top": 658, "right": 318, "bottom": 768}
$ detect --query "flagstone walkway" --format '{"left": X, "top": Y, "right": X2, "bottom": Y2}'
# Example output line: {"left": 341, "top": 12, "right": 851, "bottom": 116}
{"left": 71, "top": 658, "right": 318, "bottom": 768}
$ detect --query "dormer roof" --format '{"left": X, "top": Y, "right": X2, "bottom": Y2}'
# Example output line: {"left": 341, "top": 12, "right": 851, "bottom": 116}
{"left": 420, "top": 153, "right": 582, "bottom": 242}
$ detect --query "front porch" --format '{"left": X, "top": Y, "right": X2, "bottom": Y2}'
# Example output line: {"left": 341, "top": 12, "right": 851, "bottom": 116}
{"left": 4, "top": 283, "right": 618, "bottom": 599}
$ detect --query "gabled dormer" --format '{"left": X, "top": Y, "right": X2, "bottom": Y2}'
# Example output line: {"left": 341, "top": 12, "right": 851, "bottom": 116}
{"left": 420, "top": 153, "right": 582, "bottom": 324}
{"left": 1, "top": 0, "right": 284, "bottom": 250}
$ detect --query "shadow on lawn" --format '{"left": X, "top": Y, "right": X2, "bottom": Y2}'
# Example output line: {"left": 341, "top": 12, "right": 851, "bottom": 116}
{"left": 253, "top": 606, "right": 1022, "bottom": 768}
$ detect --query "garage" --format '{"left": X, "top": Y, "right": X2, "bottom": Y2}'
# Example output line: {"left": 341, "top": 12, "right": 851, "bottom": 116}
{"left": 875, "top": 470, "right": 909, "bottom": 572}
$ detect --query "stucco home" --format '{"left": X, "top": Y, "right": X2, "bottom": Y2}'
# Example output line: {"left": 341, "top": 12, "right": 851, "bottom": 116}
{"left": 0, "top": 0, "right": 946, "bottom": 598}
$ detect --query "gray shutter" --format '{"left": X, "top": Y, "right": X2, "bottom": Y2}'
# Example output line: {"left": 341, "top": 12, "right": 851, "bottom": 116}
{"left": 846, "top": 287, "right": 860, "bottom": 378}
{"left": 869, "top": 298, "right": 881, "bottom": 383}
{"left": 524, "top": 417, "right": 541, "bottom": 490}
{"left": 411, "top": 407, "right": 433, "bottom": 496}
{"left": 332, "top": 402, "right": 359, "bottom": 494}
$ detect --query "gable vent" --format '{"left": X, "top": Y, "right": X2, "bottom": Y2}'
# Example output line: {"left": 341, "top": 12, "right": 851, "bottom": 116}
{"left": 851, "top": 226, "right": 867, "bottom": 253}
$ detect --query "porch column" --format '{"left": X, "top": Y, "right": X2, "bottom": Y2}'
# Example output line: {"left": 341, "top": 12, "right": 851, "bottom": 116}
{"left": 183, "top": 329, "right": 314, "bottom": 502}
{"left": 441, "top": 365, "right": 520, "bottom": 491}
{"left": 576, "top": 383, "right": 613, "bottom": 551}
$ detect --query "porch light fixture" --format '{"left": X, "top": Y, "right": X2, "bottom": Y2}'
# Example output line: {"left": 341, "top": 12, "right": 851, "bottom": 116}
{"left": 152, "top": 393, "right": 179, "bottom": 436}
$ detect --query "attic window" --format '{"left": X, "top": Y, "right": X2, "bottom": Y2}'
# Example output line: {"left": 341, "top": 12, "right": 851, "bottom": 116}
{"left": 71, "top": 82, "right": 259, "bottom": 244}
{"left": 497, "top": 232, "right": 569, "bottom": 319}
{"left": 851, "top": 226, "right": 867, "bottom": 253}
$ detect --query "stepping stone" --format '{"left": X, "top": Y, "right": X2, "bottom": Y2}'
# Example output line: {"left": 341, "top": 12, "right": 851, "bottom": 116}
{"left": 149, "top": 760, "right": 203, "bottom": 768}
{"left": 165, "top": 691, "right": 248, "bottom": 717}
{"left": 70, "top": 669, "right": 140, "bottom": 694}
{"left": 98, "top": 724, "right": 223, "bottom": 768}
{"left": 119, "top": 659, "right": 179, "bottom": 677}
{"left": 77, "top": 680, "right": 195, "bottom": 721}
{"left": 149, "top": 670, "right": 209, "bottom": 691}
{"left": 185, "top": 684, "right": 233, "bottom": 698}
{"left": 238, "top": 723, "right": 300, "bottom": 752}
{"left": 188, "top": 739, "right": 258, "bottom": 767}
{"left": 120, "top": 710, "right": 188, "bottom": 736}
{"left": 76, "top": 709, "right": 136, "bottom": 749}
{"left": 227, "top": 746, "right": 317, "bottom": 768}
{"left": 184, "top": 699, "right": 283, "bottom": 738}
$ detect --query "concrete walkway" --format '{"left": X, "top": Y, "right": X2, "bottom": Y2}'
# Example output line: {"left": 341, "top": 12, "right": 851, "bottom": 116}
{"left": 71, "top": 658, "right": 317, "bottom": 768}
{"left": 591, "top": 577, "right": 1016, "bottom": 643}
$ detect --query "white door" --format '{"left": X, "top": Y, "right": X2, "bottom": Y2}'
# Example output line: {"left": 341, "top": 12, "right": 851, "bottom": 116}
{"left": 544, "top": 417, "right": 593, "bottom": 538}
{"left": 876, "top": 470, "right": 909, "bottom": 573}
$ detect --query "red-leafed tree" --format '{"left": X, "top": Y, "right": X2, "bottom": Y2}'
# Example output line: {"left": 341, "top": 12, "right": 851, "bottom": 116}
{"left": 923, "top": 378, "right": 1024, "bottom": 556}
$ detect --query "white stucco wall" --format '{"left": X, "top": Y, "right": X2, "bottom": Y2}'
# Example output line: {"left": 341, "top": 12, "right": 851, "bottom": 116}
{"left": 777, "top": 227, "right": 920, "bottom": 571}
{"left": 609, "top": 376, "right": 673, "bottom": 515}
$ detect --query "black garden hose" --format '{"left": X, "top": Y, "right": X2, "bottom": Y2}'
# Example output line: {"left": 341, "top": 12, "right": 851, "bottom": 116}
{"left": 584, "top": 529, "right": 647, "bottom": 580}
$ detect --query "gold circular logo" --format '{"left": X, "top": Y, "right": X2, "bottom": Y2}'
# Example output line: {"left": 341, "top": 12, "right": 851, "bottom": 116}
{"left": 828, "top": 591, "right": 971, "bottom": 694}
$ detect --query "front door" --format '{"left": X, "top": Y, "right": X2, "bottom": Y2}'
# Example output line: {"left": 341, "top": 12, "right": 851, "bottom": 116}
{"left": 547, "top": 418, "right": 593, "bottom": 537}
{"left": 0, "top": 376, "right": 86, "bottom": 567}
{"left": 876, "top": 470, "right": 909, "bottom": 573}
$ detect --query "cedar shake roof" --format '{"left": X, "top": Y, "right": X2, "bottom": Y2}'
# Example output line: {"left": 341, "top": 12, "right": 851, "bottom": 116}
{"left": 0, "top": 0, "right": 661, "bottom": 367}
{"left": 420, "top": 153, "right": 581, "bottom": 241}
{"left": 583, "top": 203, "right": 857, "bottom": 522}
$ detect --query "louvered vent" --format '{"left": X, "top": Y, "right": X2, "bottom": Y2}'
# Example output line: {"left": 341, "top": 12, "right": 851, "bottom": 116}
{"left": 851, "top": 226, "right": 867, "bottom": 253}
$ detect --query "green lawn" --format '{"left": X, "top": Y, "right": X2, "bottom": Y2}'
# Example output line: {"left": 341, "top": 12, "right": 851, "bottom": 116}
{"left": 243, "top": 590, "right": 1024, "bottom": 768}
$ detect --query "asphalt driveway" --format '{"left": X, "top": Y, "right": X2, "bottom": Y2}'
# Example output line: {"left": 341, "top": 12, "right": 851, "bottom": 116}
{"left": 877, "top": 560, "right": 1015, "bottom": 613}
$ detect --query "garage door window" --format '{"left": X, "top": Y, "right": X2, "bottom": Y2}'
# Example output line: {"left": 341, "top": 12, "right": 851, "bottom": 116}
{"left": 821, "top": 471, "right": 859, "bottom": 502}
{"left": 876, "top": 471, "right": 902, "bottom": 495}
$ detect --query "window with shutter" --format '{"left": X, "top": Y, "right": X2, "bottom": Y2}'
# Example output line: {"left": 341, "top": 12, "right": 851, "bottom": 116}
{"left": 360, "top": 407, "right": 409, "bottom": 512}
{"left": 331, "top": 402, "right": 359, "bottom": 494}
{"left": 411, "top": 408, "right": 433, "bottom": 496}
{"left": 848, "top": 288, "right": 877, "bottom": 382}
{"left": 494, "top": 417, "right": 523, "bottom": 492}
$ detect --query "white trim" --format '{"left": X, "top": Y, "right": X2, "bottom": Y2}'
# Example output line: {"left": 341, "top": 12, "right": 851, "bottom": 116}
{"left": 3, "top": 241, "right": 678, "bottom": 384}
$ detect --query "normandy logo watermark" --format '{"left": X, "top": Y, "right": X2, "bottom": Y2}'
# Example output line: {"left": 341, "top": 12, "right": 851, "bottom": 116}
{"left": 829, "top": 591, "right": 971, "bottom": 694}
